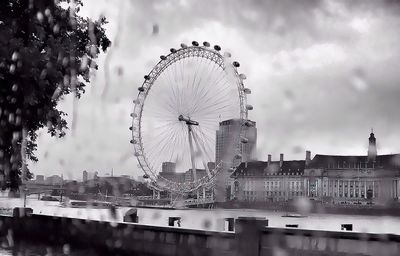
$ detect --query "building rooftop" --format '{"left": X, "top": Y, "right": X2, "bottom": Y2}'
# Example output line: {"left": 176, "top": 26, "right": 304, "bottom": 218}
{"left": 232, "top": 160, "right": 305, "bottom": 177}
{"left": 308, "top": 154, "right": 400, "bottom": 169}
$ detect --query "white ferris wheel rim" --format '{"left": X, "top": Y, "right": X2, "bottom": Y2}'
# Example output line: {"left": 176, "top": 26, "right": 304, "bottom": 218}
{"left": 130, "top": 41, "right": 250, "bottom": 193}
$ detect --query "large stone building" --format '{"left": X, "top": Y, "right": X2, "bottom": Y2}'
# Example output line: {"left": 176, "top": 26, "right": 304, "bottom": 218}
{"left": 232, "top": 132, "right": 400, "bottom": 205}
{"left": 232, "top": 154, "right": 306, "bottom": 202}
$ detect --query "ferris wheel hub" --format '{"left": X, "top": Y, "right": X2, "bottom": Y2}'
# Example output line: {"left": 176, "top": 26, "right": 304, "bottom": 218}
{"left": 178, "top": 114, "right": 199, "bottom": 126}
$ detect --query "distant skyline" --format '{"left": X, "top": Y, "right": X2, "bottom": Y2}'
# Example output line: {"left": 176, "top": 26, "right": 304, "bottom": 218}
{"left": 29, "top": 0, "right": 400, "bottom": 180}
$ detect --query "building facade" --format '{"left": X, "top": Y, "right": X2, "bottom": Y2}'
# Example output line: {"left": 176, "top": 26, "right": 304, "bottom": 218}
{"left": 162, "top": 162, "right": 176, "bottom": 173}
{"left": 157, "top": 163, "right": 212, "bottom": 199}
{"left": 83, "top": 171, "right": 99, "bottom": 182}
{"left": 232, "top": 154, "right": 306, "bottom": 202}
{"left": 35, "top": 175, "right": 45, "bottom": 184}
{"left": 215, "top": 119, "right": 257, "bottom": 201}
{"left": 232, "top": 132, "right": 400, "bottom": 205}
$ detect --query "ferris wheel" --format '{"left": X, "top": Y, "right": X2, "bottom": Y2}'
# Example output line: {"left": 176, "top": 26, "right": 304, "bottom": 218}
{"left": 130, "top": 41, "right": 252, "bottom": 194}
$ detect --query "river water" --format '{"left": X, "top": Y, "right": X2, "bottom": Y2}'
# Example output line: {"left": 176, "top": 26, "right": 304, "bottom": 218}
{"left": 2, "top": 196, "right": 400, "bottom": 255}
{"left": 1, "top": 196, "right": 400, "bottom": 234}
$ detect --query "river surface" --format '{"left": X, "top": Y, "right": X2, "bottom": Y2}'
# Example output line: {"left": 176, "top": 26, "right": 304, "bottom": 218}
{"left": 1, "top": 196, "right": 400, "bottom": 234}
{"left": 2, "top": 196, "right": 400, "bottom": 255}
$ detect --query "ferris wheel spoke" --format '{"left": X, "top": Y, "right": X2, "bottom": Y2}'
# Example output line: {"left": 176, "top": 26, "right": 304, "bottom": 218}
{"left": 196, "top": 102, "right": 233, "bottom": 119}
{"left": 190, "top": 61, "right": 223, "bottom": 112}
{"left": 146, "top": 128, "right": 183, "bottom": 170}
{"left": 144, "top": 122, "right": 180, "bottom": 150}
{"left": 195, "top": 88, "right": 235, "bottom": 115}
{"left": 196, "top": 126, "right": 216, "bottom": 156}
{"left": 164, "top": 70, "right": 181, "bottom": 114}
{"left": 192, "top": 126, "right": 213, "bottom": 163}
{"left": 191, "top": 75, "right": 230, "bottom": 114}
{"left": 191, "top": 128, "right": 211, "bottom": 177}
{"left": 163, "top": 62, "right": 182, "bottom": 113}
{"left": 166, "top": 126, "right": 183, "bottom": 162}
{"left": 146, "top": 94, "right": 178, "bottom": 117}
{"left": 190, "top": 55, "right": 214, "bottom": 106}
{"left": 145, "top": 129, "right": 178, "bottom": 158}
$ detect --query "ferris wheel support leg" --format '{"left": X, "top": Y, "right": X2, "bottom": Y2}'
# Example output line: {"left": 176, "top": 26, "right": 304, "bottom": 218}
{"left": 202, "top": 187, "right": 206, "bottom": 199}
{"left": 187, "top": 125, "right": 197, "bottom": 181}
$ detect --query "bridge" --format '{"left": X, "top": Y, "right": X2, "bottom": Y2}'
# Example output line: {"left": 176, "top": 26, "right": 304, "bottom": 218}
{"left": 19, "top": 183, "right": 65, "bottom": 198}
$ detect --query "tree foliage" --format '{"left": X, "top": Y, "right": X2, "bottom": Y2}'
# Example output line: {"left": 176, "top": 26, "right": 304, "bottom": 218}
{"left": 0, "top": 0, "right": 111, "bottom": 191}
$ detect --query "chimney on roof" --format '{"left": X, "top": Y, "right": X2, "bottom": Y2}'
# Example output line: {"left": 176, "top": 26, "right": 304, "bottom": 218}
{"left": 280, "top": 153, "right": 284, "bottom": 167}
{"left": 306, "top": 150, "right": 311, "bottom": 166}
{"left": 268, "top": 154, "right": 272, "bottom": 166}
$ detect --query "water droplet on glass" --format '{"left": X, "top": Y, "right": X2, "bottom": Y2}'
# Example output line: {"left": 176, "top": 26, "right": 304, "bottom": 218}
{"left": 350, "top": 68, "right": 369, "bottom": 91}
{"left": 116, "top": 66, "right": 123, "bottom": 76}
{"left": 53, "top": 24, "right": 60, "bottom": 34}
{"left": 37, "top": 12, "right": 44, "bottom": 22}
{"left": 40, "top": 70, "right": 47, "bottom": 79}
{"left": 62, "top": 244, "right": 70, "bottom": 255}
{"left": 45, "top": 8, "right": 51, "bottom": 17}
{"left": 152, "top": 211, "right": 161, "bottom": 220}
{"left": 11, "top": 52, "right": 19, "bottom": 61}
{"left": 62, "top": 57, "right": 69, "bottom": 67}
{"left": 202, "top": 219, "right": 211, "bottom": 229}
{"left": 11, "top": 84, "right": 18, "bottom": 91}
{"left": 152, "top": 24, "right": 159, "bottom": 35}
{"left": 9, "top": 64, "right": 16, "bottom": 74}
{"left": 80, "top": 55, "right": 88, "bottom": 70}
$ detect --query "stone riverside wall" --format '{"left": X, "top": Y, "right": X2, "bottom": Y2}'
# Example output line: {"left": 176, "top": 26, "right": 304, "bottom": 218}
{"left": 259, "top": 228, "right": 400, "bottom": 256}
{"left": 1, "top": 213, "right": 400, "bottom": 256}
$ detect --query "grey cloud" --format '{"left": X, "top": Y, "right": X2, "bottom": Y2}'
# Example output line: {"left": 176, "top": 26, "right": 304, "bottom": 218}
{"left": 31, "top": 0, "right": 400, "bottom": 179}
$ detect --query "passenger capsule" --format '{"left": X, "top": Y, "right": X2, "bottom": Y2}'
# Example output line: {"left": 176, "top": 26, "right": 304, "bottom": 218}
{"left": 214, "top": 45, "right": 221, "bottom": 51}
{"left": 180, "top": 43, "right": 188, "bottom": 48}
{"left": 133, "top": 99, "right": 140, "bottom": 104}
{"left": 235, "top": 154, "right": 242, "bottom": 159}
{"left": 246, "top": 104, "right": 253, "bottom": 110}
{"left": 130, "top": 113, "right": 137, "bottom": 117}
{"left": 239, "top": 74, "right": 247, "bottom": 80}
{"left": 144, "top": 75, "right": 150, "bottom": 80}
{"left": 243, "top": 88, "right": 251, "bottom": 94}
{"left": 143, "top": 174, "right": 149, "bottom": 179}
{"left": 138, "top": 87, "right": 145, "bottom": 92}
{"left": 233, "top": 61, "right": 240, "bottom": 67}
{"left": 130, "top": 140, "right": 136, "bottom": 144}
{"left": 240, "top": 137, "right": 248, "bottom": 143}
{"left": 160, "top": 55, "right": 167, "bottom": 60}
{"left": 192, "top": 41, "right": 199, "bottom": 46}
{"left": 170, "top": 48, "right": 177, "bottom": 53}
{"left": 129, "top": 126, "right": 133, "bottom": 131}
{"left": 134, "top": 152, "right": 140, "bottom": 157}
{"left": 203, "top": 41, "right": 210, "bottom": 47}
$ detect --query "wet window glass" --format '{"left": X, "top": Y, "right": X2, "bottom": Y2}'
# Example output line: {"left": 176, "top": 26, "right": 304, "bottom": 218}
{"left": 1, "top": 0, "right": 400, "bottom": 255}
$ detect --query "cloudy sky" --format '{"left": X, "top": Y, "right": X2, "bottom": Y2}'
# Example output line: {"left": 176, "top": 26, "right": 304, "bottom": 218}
{"left": 30, "top": 0, "right": 400, "bottom": 180}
